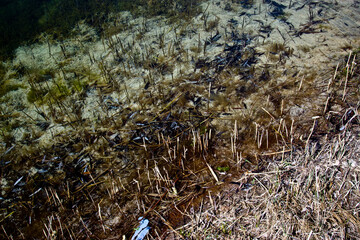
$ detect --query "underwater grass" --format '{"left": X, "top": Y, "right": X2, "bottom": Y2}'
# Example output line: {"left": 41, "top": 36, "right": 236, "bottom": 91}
{"left": 0, "top": 0, "right": 203, "bottom": 60}
{"left": 0, "top": 81, "right": 24, "bottom": 99}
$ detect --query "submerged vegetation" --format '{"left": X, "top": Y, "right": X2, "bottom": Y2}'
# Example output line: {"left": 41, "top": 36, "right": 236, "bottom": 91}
{"left": 1, "top": 0, "right": 360, "bottom": 239}
{"left": 0, "top": 0, "right": 203, "bottom": 60}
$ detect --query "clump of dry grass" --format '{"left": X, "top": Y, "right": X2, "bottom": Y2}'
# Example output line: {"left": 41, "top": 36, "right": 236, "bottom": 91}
{"left": 170, "top": 125, "right": 360, "bottom": 239}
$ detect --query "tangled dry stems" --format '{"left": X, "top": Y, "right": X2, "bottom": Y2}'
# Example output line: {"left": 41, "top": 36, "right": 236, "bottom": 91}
{"left": 170, "top": 125, "right": 360, "bottom": 239}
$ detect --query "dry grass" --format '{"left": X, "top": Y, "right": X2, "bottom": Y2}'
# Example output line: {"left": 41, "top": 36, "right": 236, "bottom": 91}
{"left": 167, "top": 124, "right": 360, "bottom": 239}
{"left": 159, "top": 50, "right": 360, "bottom": 239}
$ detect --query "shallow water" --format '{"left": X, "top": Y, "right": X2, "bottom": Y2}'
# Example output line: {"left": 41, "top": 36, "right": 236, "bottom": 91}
{"left": 1, "top": 0, "right": 360, "bottom": 239}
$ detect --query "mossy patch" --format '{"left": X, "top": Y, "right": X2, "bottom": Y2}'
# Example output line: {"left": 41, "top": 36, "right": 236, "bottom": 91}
{"left": 27, "top": 78, "right": 71, "bottom": 105}
{"left": 28, "top": 68, "right": 55, "bottom": 83}
{"left": 27, "top": 86, "right": 48, "bottom": 104}
{"left": 216, "top": 166, "right": 230, "bottom": 172}
{"left": 0, "top": 80, "right": 24, "bottom": 98}
{"left": 46, "top": 79, "right": 71, "bottom": 103}
{"left": 69, "top": 76, "right": 89, "bottom": 93}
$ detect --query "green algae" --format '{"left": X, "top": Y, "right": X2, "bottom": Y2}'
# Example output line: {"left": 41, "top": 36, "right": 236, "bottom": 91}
{"left": 0, "top": 80, "right": 24, "bottom": 98}
{"left": 216, "top": 166, "right": 230, "bottom": 172}
{"left": 27, "top": 78, "right": 72, "bottom": 105}
{"left": 28, "top": 68, "right": 56, "bottom": 83}
{"left": 26, "top": 86, "right": 48, "bottom": 104}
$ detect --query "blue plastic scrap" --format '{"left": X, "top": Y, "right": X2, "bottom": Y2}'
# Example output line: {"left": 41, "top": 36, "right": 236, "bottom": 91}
{"left": 131, "top": 217, "right": 151, "bottom": 240}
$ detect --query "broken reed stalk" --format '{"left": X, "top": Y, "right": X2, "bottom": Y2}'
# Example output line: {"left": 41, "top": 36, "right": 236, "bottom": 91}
{"left": 56, "top": 214, "right": 64, "bottom": 238}
{"left": 328, "top": 62, "right": 339, "bottom": 91}
{"left": 123, "top": 82, "right": 131, "bottom": 104}
{"left": 297, "top": 77, "right": 304, "bottom": 92}
{"left": 46, "top": 37, "right": 52, "bottom": 58}
{"left": 205, "top": 160, "right": 219, "bottom": 183}
{"left": 305, "top": 116, "right": 319, "bottom": 153}
{"left": 342, "top": 51, "right": 352, "bottom": 100}
{"left": 207, "top": 82, "right": 211, "bottom": 113}
{"left": 60, "top": 44, "right": 67, "bottom": 59}
{"left": 342, "top": 51, "right": 357, "bottom": 101}
{"left": 350, "top": 53, "right": 357, "bottom": 75}
{"left": 290, "top": 119, "right": 294, "bottom": 160}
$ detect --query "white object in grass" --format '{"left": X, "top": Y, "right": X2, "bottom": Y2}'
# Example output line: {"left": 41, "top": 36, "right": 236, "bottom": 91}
{"left": 131, "top": 217, "right": 150, "bottom": 240}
